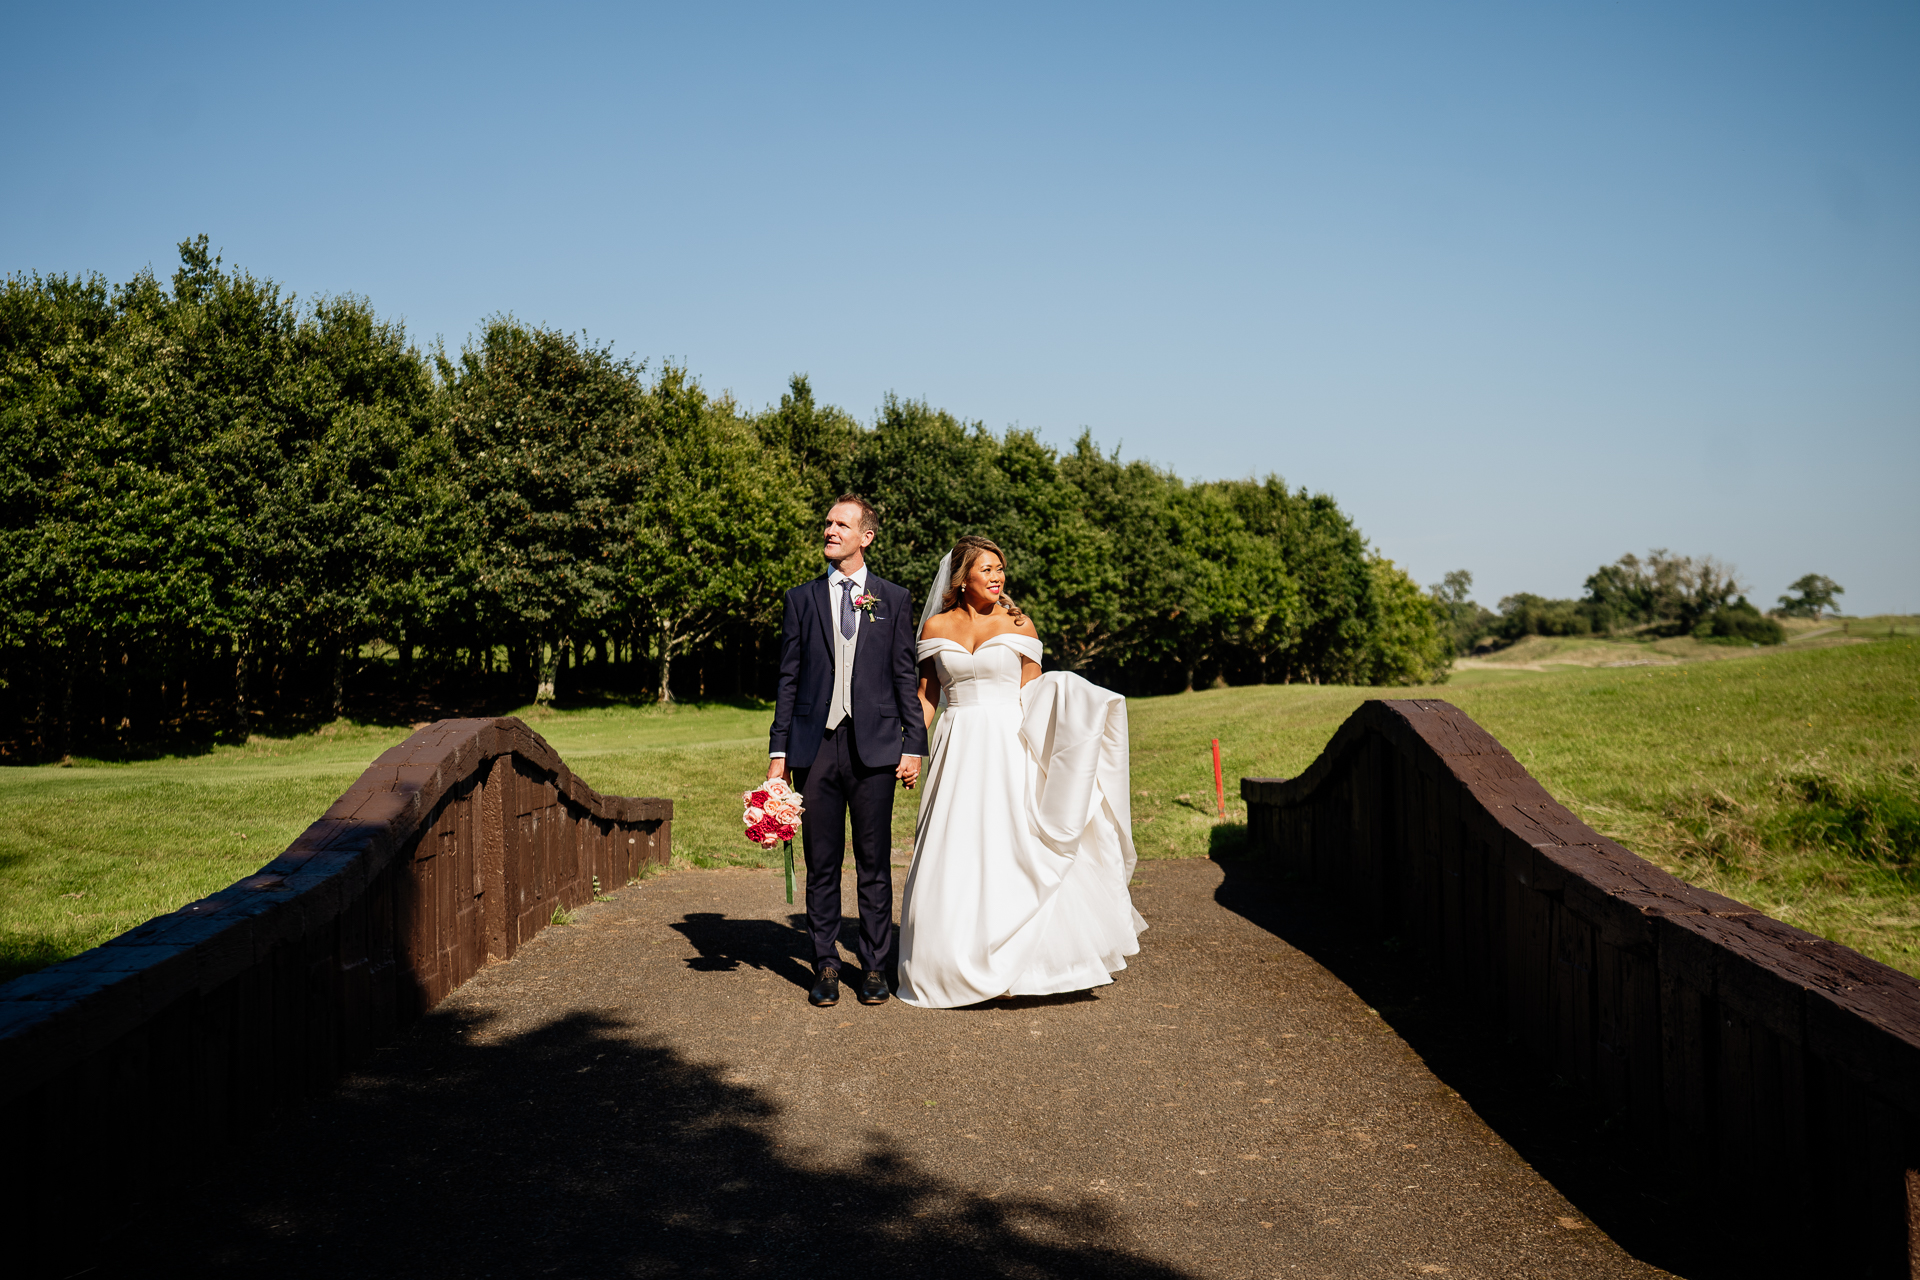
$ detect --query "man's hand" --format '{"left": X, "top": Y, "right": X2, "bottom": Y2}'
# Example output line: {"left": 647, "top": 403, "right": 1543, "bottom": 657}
{"left": 767, "top": 757, "right": 787, "bottom": 782}
{"left": 896, "top": 755, "right": 921, "bottom": 789}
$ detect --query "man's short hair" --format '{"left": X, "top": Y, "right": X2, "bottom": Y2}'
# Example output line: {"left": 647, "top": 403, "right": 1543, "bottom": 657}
{"left": 831, "top": 493, "right": 879, "bottom": 536}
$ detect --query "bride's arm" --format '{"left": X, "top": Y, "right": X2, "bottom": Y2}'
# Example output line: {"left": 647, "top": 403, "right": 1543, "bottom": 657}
{"left": 916, "top": 659, "right": 939, "bottom": 729}
{"left": 915, "top": 613, "right": 948, "bottom": 730}
{"left": 1012, "top": 613, "right": 1043, "bottom": 687}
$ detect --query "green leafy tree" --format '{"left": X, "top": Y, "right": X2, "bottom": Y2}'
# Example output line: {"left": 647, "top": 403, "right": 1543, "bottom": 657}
{"left": 246, "top": 295, "right": 446, "bottom": 715}
{"left": 1696, "top": 596, "right": 1787, "bottom": 645}
{"left": 91, "top": 239, "right": 448, "bottom": 730}
{"left": 628, "top": 367, "right": 813, "bottom": 702}
{"left": 1, "top": 241, "right": 302, "bottom": 746}
{"left": 1583, "top": 549, "right": 1743, "bottom": 633}
{"left": 0, "top": 269, "right": 126, "bottom": 752}
{"left": 1429, "top": 569, "right": 1495, "bottom": 655}
{"left": 1361, "top": 556, "right": 1452, "bottom": 684}
{"left": 0, "top": 240, "right": 1482, "bottom": 753}
{"left": 1777, "top": 573, "right": 1843, "bottom": 619}
{"left": 1057, "top": 439, "right": 1208, "bottom": 687}
{"left": 1494, "top": 593, "right": 1604, "bottom": 641}
{"left": 442, "top": 318, "right": 654, "bottom": 701}
{"left": 837, "top": 394, "right": 1013, "bottom": 595}
{"left": 984, "top": 429, "right": 1119, "bottom": 670}
{"left": 754, "top": 374, "right": 859, "bottom": 520}
{"left": 1157, "top": 484, "right": 1271, "bottom": 691}
{"left": 1209, "top": 526, "right": 1299, "bottom": 687}
{"left": 1218, "top": 478, "right": 1373, "bottom": 684}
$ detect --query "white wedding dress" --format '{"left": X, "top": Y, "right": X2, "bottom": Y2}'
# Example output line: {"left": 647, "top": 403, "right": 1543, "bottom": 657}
{"left": 896, "top": 632, "right": 1146, "bottom": 1009}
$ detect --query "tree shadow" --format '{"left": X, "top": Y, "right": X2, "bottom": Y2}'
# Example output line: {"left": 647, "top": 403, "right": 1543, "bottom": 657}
{"left": 1207, "top": 851, "right": 1771, "bottom": 1280}
{"left": 95, "top": 1005, "right": 1193, "bottom": 1280}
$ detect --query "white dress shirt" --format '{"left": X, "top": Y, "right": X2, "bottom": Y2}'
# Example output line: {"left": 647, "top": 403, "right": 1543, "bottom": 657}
{"left": 823, "top": 564, "right": 867, "bottom": 731}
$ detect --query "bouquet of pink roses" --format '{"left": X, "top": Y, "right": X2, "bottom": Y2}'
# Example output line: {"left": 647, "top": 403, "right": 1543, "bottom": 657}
{"left": 743, "top": 777, "right": 805, "bottom": 902}
{"left": 741, "top": 777, "right": 804, "bottom": 847}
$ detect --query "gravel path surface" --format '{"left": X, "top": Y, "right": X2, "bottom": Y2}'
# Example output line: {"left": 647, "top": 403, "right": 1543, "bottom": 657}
{"left": 104, "top": 857, "right": 1680, "bottom": 1279}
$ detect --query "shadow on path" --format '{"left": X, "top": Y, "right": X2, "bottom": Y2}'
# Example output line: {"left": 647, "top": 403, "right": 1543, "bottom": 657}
{"left": 668, "top": 911, "right": 901, "bottom": 987}
{"left": 667, "top": 911, "right": 1102, "bottom": 1015}
{"left": 1209, "top": 847, "right": 1769, "bottom": 1280}
{"left": 672, "top": 910, "right": 817, "bottom": 986}
{"left": 101, "top": 1004, "right": 1194, "bottom": 1280}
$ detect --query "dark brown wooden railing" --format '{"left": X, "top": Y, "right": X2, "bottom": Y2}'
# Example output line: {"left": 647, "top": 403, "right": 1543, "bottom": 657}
{"left": 0, "top": 717, "right": 670, "bottom": 1267}
{"left": 1242, "top": 698, "right": 1920, "bottom": 1276}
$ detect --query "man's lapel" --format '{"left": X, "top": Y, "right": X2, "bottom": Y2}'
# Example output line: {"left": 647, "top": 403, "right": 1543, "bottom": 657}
{"left": 855, "top": 575, "right": 893, "bottom": 673}
{"left": 812, "top": 573, "right": 835, "bottom": 655}
{"left": 865, "top": 574, "right": 891, "bottom": 625}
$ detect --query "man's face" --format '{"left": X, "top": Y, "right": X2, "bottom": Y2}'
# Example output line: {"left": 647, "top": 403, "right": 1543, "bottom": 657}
{"left": 822, "top": 503, "right": 875, "bottom": 564}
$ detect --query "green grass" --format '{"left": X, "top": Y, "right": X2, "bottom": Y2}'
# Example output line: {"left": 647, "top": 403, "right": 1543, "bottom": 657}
{"left": 0, "top": 720, "right": 423, "bottom": 982}
{"left": 0, "top": 702, "right": 792, "bottom": 984}
{"left": 1144, "top": 638, "right": 1920, "bottom": 974}
{"left": 1837, "top": 614, "right": 1920, "bottom": 639}
{"left": 3, "top": 637, "right": 1916, "bottom": 983}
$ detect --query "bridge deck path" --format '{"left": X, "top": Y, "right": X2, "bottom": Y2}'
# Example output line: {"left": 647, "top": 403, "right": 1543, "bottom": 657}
{"left": 106, "top": 857, "right": 1677, "bottom": 1279}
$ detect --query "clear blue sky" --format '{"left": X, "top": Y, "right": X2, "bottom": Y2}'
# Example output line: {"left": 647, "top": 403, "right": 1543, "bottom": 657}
{"left": 6, "top": 1, "right": 1915, "bottom": 612}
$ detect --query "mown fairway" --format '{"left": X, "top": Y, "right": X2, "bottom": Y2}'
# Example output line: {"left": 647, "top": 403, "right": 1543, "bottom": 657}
{"left": 2, "top": 635, "right": 1914, "bottom": 983}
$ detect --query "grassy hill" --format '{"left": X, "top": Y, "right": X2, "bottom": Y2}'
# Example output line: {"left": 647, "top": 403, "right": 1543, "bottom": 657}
{"left": 1451, "top": 612, "right": 1912, "bottom": 672}
{"left": 2, "top": 634, "right": 1914, "bottom": 983}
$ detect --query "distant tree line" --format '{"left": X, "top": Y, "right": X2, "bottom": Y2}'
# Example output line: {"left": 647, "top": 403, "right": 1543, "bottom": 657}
{"left": 0, "top": 239, "right": 1449, "bottom": 760}
{"left": 1428, "top": 549, "right": 1836, "bottom": 656}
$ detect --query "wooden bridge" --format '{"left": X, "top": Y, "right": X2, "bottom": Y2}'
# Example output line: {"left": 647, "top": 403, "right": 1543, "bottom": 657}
{"left": 2, "top": 705, "right": 1915, "bottom": 1277}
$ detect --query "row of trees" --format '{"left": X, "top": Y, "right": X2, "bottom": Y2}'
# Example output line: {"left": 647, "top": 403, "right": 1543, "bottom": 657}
{"left": 1, "top": 240, "right": 1449, "bottom": 760}
{"left": 1429, "top": 549, "right": 1822, "bottom": 654}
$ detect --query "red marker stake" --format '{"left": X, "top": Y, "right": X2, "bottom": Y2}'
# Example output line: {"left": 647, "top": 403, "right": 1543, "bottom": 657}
{"left": 1212, "top": 738, "right": 1225, "bottom": 821}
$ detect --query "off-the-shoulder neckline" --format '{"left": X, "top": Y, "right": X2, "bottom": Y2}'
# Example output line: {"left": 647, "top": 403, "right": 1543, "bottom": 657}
{"left": 918, "top": 632, "right": 1041, "bottom": 657}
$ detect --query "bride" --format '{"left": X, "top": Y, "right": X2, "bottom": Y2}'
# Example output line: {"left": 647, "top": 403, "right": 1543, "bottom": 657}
{"left": 895, "top": 535, "right": 1146, "bottom": 1009}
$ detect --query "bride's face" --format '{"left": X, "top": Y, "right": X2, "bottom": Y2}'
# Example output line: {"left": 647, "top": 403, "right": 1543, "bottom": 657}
{"left": 963, "top": 552, "right": 1005, "bottom": 608}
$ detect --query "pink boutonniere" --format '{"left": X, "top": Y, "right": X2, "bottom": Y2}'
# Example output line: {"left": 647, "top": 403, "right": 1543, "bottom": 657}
{"left": 852, "top": 591, "right": 882, "bottom": 621}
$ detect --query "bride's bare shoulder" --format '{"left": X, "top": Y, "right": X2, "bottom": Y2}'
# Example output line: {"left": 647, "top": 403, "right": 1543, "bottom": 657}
{"left": 1006, "top": 610, "right": 1037, "bottom": 635}
{"left": 921, "top": 610, "right": 958, "bottom": 641}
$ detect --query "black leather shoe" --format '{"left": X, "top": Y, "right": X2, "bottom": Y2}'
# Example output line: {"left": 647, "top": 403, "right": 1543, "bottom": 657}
{"left": 859, "top": 970, "right": 890, "bottom": 1005}
{"left": 809, "top": 967, "right": 840, "bottom": 1007}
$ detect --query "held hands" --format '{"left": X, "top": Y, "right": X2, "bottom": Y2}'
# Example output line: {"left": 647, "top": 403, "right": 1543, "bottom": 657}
{"left": 770, "top": 756, "right": 918, "bottom": 786}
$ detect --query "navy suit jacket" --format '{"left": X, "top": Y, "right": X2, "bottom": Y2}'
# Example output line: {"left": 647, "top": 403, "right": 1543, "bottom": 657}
{"left": 769, "top": 571, "right": 927, "bottom": 769}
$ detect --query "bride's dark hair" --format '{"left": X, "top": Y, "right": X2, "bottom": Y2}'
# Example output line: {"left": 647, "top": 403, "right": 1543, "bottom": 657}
{"left": 939, "top": 535, "right": 1026, "bottom": 621}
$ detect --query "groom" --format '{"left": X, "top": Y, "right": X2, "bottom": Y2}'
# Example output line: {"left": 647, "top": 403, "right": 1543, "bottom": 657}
{"left": 768, "top": 494, "right": 926, "bottom": 1008}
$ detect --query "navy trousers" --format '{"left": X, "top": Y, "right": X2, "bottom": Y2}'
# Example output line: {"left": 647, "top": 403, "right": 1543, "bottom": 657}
{"left": 792, "top": 722, "right": 896, "bottom": 973}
